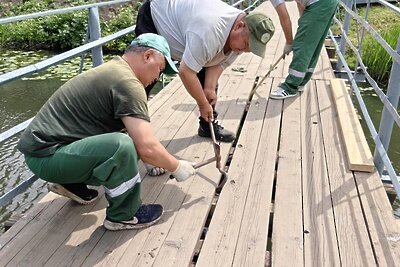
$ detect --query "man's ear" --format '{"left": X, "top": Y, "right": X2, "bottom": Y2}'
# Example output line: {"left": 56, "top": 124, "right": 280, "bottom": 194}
{"left": 240, "top": 19, "right": 246, "bottom": 28}
{"left": 143, "top": 49, "right": 153, "bottom": 62}
{"left": 236, "top": 19, "right": 246, "bottom": 30}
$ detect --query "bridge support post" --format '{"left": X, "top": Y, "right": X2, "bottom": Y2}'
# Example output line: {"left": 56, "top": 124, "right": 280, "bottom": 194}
{"left": 374, "top": 38, "right": 400, "bottom": 176}
{"left": 89, "top": 7, "right": 103, "bottom": 67}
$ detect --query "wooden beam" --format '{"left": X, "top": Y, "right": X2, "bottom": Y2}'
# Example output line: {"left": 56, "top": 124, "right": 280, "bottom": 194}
{"left": 354, "top": 171, "right": 400, "bottom": 265}
{"left": 301, "top": 81, "right": 340, "bottom": 266}
{"left": 272, "top": 84, "right": 303, "bottom": 267}
{"left": 318, "top": 80, "right": 376, "bottom": 265}
{"left": 330, "top": 79, "right": 374, "bottom": 172}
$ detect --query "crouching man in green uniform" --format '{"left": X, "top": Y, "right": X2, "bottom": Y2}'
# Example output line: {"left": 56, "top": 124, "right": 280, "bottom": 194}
{"left": 17, "top": 33, "right": 196, "bottom": 231}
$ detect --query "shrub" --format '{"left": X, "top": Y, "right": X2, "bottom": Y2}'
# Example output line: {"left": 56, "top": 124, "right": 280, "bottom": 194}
{"left": 101, "top": 3, "right": 143, "bottom": 52}
{"left": 0, "top": 0, "right": 140, "bottom": 52}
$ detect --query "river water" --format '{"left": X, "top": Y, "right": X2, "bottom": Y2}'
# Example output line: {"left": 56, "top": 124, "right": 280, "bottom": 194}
{"left": 0, "top": 50, "right": 399, "bottom": 234}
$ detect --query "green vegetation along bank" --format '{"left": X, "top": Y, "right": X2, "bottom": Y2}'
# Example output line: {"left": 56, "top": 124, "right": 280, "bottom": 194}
{"left": 0, "top": 0, "right": 142, "bottom": 53}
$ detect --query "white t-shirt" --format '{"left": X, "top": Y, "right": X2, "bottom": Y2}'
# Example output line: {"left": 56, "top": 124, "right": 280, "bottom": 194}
{"left": 151, "top": 0, "right": 243, "bottom": 73}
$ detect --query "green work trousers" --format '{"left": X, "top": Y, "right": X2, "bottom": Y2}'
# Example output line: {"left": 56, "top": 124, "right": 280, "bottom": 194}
{"left": 25, "top": 132, "right": 142, "bottom": 222}
{"left": 281, "top": 0, "right": 338, "bottom": 94}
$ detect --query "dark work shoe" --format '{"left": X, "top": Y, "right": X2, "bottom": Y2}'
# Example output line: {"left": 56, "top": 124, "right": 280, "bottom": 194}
{"left": 103, "top": 204, "right": 164, "bottom": 231}
{"left": 198, "top": 120, "right": 236, "bottom": 143}
{"left": 47, "top": 183, "right": 98, "bottom": 205}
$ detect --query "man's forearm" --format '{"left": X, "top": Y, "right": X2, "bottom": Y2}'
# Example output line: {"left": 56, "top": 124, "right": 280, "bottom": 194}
{"left": 203, "top": 65, "right": 223, "bottom": 105}
{"left": 204, "top": 65, "right": 223, "bottom": 92}
{"left": 122, "top": 116, "right": 179, "bottom": 172}
{"left": 275, "top": 4, "right": 293, "bottom": 45}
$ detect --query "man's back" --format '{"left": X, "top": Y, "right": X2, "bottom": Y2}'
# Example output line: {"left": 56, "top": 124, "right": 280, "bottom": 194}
{"left": 151, "top": 0, "right": 242, "bottom": 72}
{"left": 17, "top": 57, "right": 149, "bottom": 157}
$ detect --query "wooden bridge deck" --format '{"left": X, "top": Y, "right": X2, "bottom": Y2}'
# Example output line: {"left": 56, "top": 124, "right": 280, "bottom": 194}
{"left": 0, "top": 2, "right": 399, "bottom": 266}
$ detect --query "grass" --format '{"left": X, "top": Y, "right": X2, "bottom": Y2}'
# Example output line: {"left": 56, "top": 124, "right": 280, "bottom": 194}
{"left": 332, "top": 3, "right": 400, "bottom": 86}
{"left": 362, "top": 26, "right": 400, "bottom": 85}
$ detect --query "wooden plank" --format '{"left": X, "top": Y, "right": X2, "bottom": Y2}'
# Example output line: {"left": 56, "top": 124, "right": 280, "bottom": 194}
{"left": 0, "top": 193, "right": 68, "bottom": 266}
{"left": 195, "top": 78, "right": 275, "bottom": 267}
{"left": 125, "top": 64, "right": 258, "bottom": 267}
{"left": 354, "top": 171, "right": 400, "bottom": 266}
{"left": 148, "top": 76, "right": 184, "bottom": 117}
{"left": 313, "top": 53, "right": 324, "bottom": 80}
{"left": 271, "top": 81, "right": 303, "bottom": 267}
{"left": 81, "top": 93, "right": 199, "bottom": 267}
{"left": 316, "top": 79, "right": 376, "bottom": 266}
{"left": 0, "top": 192, "right": 58, "bottom": 252}
{"left": 330, "top": 79, "right": 374, "bottom": 172}
{"left": 117, "top": 108, "right": 223, "bottom": 266}
{"left": 232, "top": 79, "right": 282, "bottom": 267}
{"left": 80, "top": 59, "right": 239, "bottom": 266}
{"left": 312, "top": 46, "right": 332, "bottom": 80}
{"left": 5, "top": 193, "right": 103, "bottom": 266}
{"left": 3, "top": 2, "right": 395, "bottom": 266}
{"left": 81, "top": 53, "right": 257, "bottom": 266}
{"left": 319, "top": 47, "right": 335, "bottom": 80}
{"left": 324, "top": 39, "right": 334, "bottom": 47}
{"left": 301, "top": 81, "right": 340, "bottom": 266}
{"left": 0, "top": 76, "right": 193, "bottom": 267}
{"left": 151, "top": 53, "right": 260, "bottom": 267}
{"left": 148, "top": 83, "right": 191, "bottom": 134}
{"left": 43, "top": 79, "right": 199, "bottom": 267}
{"left": 43, "top": 195, "right": 108, "bottom": 267}
{"left": 227, "top": 52, "right": 258, "bottom": 77}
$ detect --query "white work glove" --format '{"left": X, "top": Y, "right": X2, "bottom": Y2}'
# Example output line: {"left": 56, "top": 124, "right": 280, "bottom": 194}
{"left": 145, "top": 164, "right": 166, "bottom": 176}
{"left": 172, "top": 160, "right": 196, "bottom": 182}
{"left": 283, "top": 43, "right": 293, "bottom": 57}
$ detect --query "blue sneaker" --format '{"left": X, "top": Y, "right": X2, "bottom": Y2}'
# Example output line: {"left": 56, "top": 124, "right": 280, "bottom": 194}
{"left": 103, "top": 204, "right": 163, "bottom": 231}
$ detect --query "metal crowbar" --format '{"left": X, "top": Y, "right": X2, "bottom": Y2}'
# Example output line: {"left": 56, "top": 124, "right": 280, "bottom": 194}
{"left": 192, "top": 121, "right": 228, "bottom": 193}
{"left": 249, "top": 53, "right": 285, "bottom": 97}
{"left": 172, "top": 121, "right": 228, "bottom": 193}
{"left": 207, "top": 121, "right": 228, "bottom": 193}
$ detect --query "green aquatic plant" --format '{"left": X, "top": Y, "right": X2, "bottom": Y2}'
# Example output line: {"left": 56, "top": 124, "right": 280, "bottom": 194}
{"left": 361, "top": 26, "right": 400, "bottom": 87}
{"left": 0, "top": 49, "right": 114, "bottom": 80}
{"left": 330, "top": 3, "right": 400, "bottom": 87}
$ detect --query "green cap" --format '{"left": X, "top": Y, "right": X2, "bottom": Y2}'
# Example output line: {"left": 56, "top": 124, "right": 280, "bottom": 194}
{"left": 245, "top": 12, "right": 275, "bottom": 58}
{"left": 131, "top": 33, "right": 178, "bottom": 74}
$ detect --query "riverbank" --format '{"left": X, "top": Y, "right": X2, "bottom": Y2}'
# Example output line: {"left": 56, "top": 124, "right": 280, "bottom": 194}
{"left": 0, "top": 0, "right": 141, "bottom": 52}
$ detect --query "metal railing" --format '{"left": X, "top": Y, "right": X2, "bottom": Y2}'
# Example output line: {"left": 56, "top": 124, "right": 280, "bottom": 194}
{"left": 0, "top": 0, "right": 263, "bottom": 207}
{"left": 330, "top": 0, "right": 400, "bottom": 197}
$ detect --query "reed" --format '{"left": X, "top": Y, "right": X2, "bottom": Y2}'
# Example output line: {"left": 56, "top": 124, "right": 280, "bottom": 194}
{"left": 361, "top": 25, "right": 400, "bottom": 87}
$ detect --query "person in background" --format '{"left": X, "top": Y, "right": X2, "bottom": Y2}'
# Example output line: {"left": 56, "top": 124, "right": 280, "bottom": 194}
{"left": 269, "top": 0, "right": 338, "bottom": 99}
{"left": 17, "top": 33, "right": 196, "bottom": 231}
{"left": 135, "top": 0, "right": 275, "bottom": 144}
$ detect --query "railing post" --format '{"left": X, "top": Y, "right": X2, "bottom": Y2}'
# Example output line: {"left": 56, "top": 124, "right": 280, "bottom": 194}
{"left": 88, "top": 7, "right": 103, "bottom": 67}
{"left": 374, "top": 37, "right": 400, "bottom": 175}
{"left": 336, "top": 0, "right": 353, "bottom": 72}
